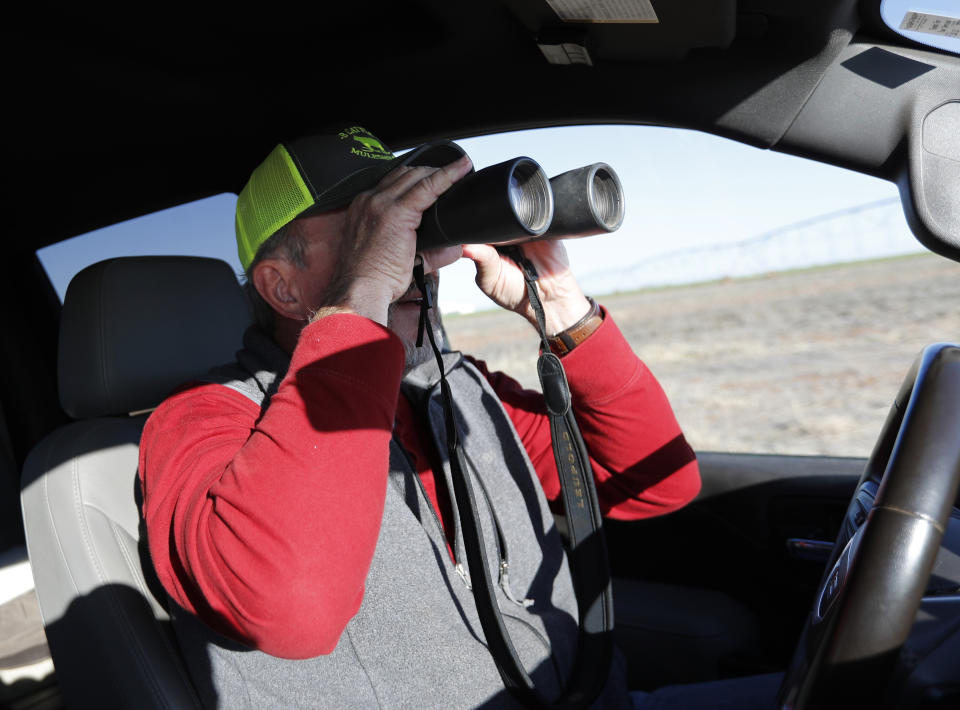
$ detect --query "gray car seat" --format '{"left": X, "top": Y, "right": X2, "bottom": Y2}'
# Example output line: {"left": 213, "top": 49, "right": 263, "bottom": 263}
{"left": 20, "top": 256, "right": 251, "bottom": 708}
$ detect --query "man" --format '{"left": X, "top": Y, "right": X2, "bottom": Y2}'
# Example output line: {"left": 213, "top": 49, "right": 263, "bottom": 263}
{"left": 138, "top": 127, "right": 704, "bottom": 708}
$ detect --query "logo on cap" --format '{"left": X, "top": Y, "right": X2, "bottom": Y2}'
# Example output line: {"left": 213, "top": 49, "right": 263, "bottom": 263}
{"left": 337, "top": 126, "right": 393, "bottom": 161}
{"left": 352, "top": 135, "right": 392, "bottom": 159}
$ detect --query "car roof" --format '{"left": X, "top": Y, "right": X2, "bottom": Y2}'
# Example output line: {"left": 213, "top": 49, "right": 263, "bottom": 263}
{"left": 6, "top": 0, "right": 959, "bottom": 260}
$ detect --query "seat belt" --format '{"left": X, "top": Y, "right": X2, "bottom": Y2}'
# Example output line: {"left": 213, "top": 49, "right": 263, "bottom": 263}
{"left": 413, "top": 251, "right": 614, "bottom": 710}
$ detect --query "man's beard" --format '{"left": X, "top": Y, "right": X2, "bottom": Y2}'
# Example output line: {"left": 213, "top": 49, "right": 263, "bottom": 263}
{"left": 387, "top": 273, "right": 446, "bottom": 373}
{"left": 395, "top": 304, "right": 445, "bottom": 372}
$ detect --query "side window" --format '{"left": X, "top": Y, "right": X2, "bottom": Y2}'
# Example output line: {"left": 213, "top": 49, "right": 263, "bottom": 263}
{"left": 35, "top": 128, "right": 958, "bottom": 458}
{"left": 440, "top": 126, "right": 958, "bottom": 457}
{"left": 37, "top": 193, "right": 241, "bottom": 302}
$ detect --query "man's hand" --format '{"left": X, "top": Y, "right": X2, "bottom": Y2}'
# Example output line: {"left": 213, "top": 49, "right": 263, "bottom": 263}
{"left": 461, "top": 240, "right": 591, "bottom": 335}
{"left": 321, "top": 155, "right": 473, "bottom": 325}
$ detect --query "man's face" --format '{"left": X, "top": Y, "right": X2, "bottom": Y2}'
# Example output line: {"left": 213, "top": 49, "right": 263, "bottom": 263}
{"left": 288, "top": 212, "right": 345, "bottom": 311}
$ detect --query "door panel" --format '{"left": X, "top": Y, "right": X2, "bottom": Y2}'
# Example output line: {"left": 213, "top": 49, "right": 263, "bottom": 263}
{"left": 606, "top": 451, "right": 865, "bottom": 662}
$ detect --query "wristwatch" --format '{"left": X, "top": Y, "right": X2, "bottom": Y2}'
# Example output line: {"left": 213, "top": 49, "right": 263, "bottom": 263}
{"left": 547, "top": 297, "right": 603, "bottom": 356}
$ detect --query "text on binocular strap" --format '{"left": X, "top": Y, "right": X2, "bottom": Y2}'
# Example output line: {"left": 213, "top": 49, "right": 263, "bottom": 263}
{"left": 562, "top": 431, "right": 586, "bottom": 509}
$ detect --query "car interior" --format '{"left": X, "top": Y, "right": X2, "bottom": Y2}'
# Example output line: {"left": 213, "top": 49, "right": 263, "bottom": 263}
{"left": 2, "top": 1, "right": 959, "bottom": 708}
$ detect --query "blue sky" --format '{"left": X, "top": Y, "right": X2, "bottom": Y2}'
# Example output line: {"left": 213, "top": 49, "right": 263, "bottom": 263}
{"left": 38, "top": 124, "right": 919, "bottom": 314}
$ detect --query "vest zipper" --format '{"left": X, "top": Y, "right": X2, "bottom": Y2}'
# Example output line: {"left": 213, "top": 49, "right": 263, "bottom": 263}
{"left": 410, "top": 467, "right": 475, "bottom": 592}
{"left": 396, "top": 436, "right": 464, "bottom": 565}
{"left": 463, "top": 450, "right": 534, "bottom": 610}
{"left": 406, "top": 381, "right": 532, "bottom": 607}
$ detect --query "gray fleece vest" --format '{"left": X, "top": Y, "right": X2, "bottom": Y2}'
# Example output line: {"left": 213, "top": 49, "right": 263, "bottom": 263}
{"left": 171, "top": 328, "right": 629, "bottom": 709}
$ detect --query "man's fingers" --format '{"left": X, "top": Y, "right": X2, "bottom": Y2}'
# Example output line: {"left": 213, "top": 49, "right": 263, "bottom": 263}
{"left": 395, "top": 155, "right": 473, "bottom": 213}
{"left": 377, "top": 154, "right": 471, "bottom": 200}
{"left": 376, "top": 164, "right": 440, "bottom": 195}
{"left": 461, "top": 244, "right": 505, "bottom": 290}
{"left": 461, "top": 244, "right": 499, "bottom": 271}
{"left": 361, "top": 156, "right": 471, "bottom": 228}
{"left": 339, "top": 154, "right": 472, "bottom": 305}
{"left": 419, "top": 245, "right": 463, "bottom": 274}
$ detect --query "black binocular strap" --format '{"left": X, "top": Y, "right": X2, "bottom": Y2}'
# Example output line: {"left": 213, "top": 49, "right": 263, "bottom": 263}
{"left": 413, "top": 253, "right": 614, "bottom": 710}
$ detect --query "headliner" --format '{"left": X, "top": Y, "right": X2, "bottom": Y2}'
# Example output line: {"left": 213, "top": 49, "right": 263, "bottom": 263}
{"left": 5, "top": 1, "right": 956, "bottom": 255}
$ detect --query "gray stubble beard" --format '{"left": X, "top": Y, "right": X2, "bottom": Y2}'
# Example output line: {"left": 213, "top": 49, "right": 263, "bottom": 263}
{"left": 391, "top": 303, "right": 446, "bottom": 374}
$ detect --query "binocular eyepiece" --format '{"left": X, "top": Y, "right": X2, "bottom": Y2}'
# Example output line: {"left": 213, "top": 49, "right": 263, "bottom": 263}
{"left": 416, "top": 158, "right": 624, "bottom": 250}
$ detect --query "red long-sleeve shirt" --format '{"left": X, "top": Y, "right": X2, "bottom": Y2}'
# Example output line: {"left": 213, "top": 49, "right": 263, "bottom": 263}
{"left": 139, "top": 310, "right": 699, "bottom": 660}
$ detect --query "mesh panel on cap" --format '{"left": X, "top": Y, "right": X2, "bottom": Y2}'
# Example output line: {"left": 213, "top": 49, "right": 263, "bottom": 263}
{"left": 235, "top": 144, "right": 314, "bottom": 270}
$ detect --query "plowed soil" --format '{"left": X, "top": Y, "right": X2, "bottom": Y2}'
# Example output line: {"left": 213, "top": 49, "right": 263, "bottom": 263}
{"left": 443, "top": 253, "right": 960, "bottom": 456}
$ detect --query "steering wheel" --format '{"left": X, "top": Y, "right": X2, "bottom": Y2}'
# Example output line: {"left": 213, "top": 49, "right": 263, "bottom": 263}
{"left": 776, "top": 343, "right": 960, "bottom": 710}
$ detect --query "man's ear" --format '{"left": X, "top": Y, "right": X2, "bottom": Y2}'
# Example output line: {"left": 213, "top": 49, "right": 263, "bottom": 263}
{"left": 251, "top": 259, "right": 307, "bottom": 320}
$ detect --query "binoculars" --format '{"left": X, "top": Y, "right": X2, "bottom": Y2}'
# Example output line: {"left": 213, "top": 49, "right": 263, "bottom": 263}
{"left": 416, "top": 158, "right": 624, "bottom": 250}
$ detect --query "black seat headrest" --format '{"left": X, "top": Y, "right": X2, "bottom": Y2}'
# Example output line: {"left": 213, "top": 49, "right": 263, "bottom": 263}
{"left": 58, "top": 256, "right": 252, "bottom": 418}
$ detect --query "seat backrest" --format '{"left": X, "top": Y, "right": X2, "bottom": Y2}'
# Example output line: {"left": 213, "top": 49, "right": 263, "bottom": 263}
{"left": 21, "top": 256, "right": 251, "bottom": 708}
{"left": 0, "top": 401, "right": 25, "bottom": 550}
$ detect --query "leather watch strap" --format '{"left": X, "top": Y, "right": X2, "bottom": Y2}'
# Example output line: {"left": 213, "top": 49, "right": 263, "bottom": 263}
{"left": 548, "top": 297, "right": 602, "bottom": 356}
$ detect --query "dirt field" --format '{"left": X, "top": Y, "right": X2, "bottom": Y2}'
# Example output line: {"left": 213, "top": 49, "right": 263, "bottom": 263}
{"left": 443, "top": 253, "right": 960, "bottom": 456}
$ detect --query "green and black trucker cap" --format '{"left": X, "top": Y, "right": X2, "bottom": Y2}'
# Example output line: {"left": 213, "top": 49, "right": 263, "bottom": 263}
{"left": 235, "top": 126, "right": 467, "bottom": 270}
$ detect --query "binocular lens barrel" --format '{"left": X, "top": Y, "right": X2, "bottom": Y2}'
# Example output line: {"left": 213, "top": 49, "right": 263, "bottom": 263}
{"left": 414, "top": 158, "right": 624, "bottom": 250}
{"left": 416, "top": 157, "right": 554, "bottom": 250}
{"left": 507, "top": 162, "right": 553, "bottom": 236}
{"left": 541, "top": 163, "right": 624, "bottom": 240}
{"left": 589, "top": 165, "right": 624, "bottom": 232}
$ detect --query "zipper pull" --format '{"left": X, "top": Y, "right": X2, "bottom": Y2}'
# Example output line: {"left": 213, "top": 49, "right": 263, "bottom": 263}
{"left": 455, "top": 562, "right": 472, "bottom": 590}
{"left": 499, "top": 560, "right": 534, "bottom": 608}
